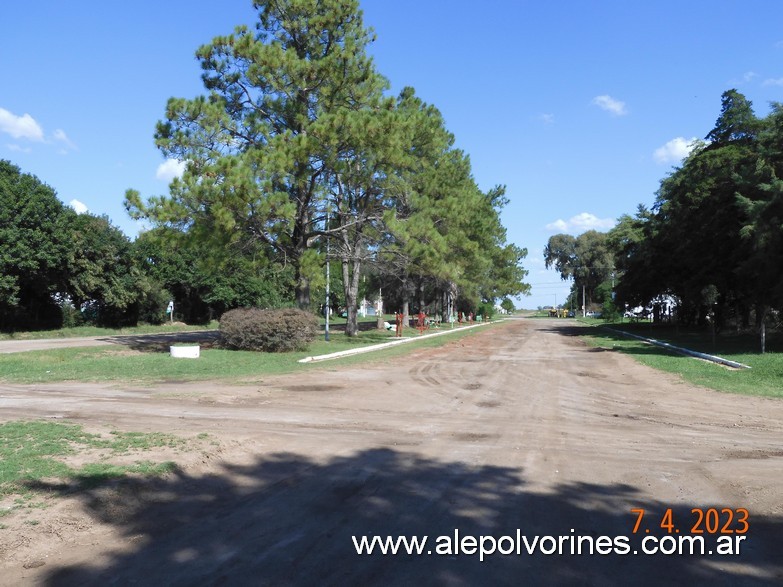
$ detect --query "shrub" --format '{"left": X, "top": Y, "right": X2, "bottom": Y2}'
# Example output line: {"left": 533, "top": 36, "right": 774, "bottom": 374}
{"left": 219, "top": 307, "right": 319, "bottom": 352}
{"left": 60, "top": 302, "right": 84, "bottom": 328}
{"left": 476, "top": 301, "right": 497, "bottom": 320}
{"left": 601, "top": 298, "right": 622, "bottom": 321}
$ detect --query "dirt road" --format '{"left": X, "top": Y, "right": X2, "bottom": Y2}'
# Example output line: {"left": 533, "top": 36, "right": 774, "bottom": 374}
{"left": 1, "top": 318, "right": 781, "bottom": 585}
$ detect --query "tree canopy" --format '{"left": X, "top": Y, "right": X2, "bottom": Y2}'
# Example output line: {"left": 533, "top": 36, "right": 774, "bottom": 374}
{"left": 0, "top": 160, "right": 70, "bottom": 329}
{"left": 560, "top": 89, "right": 783, "bottom": 351}
{"left": 126, "top": 0, "right": 529, "bottom": 335}
{"left": 126, "top": 0, "right": 388, "bottom": 311}
{"left": 0, "top": 160, "right": 169, "bottom": 330}
{"left": 544, "top": 230, "right": 612, "bottom": 311}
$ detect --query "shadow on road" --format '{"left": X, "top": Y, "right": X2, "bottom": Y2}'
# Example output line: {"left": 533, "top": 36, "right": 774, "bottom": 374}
{"left": 28, "top": 448, "right": 781, "bottom": 586}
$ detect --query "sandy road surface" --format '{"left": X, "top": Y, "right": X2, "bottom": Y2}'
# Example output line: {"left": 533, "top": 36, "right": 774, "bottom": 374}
{"left": 1, "top": 318, "right": 781, "bottom": 585}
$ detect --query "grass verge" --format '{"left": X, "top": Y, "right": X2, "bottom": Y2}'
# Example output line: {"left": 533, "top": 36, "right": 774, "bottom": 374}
{"left": 0, "top": 321, "right": 505, "bottom": 384}
{"left": 576, "top": 322, "right": 783, "bottom": 398}
{"left": 0, "top": 321, "right": 219, "bottom": 341}
{"left": 0, "top": 420, "right": 183, "bottom": 501}
{"left": 0, "top": 313, "right": 385, "bottom": 341}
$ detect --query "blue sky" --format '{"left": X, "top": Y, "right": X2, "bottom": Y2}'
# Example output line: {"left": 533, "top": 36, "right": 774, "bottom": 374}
{"left": 3, "top": 1, "right": 783, "bottom": 309}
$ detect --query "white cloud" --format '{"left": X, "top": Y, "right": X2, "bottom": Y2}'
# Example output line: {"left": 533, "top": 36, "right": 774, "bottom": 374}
{"left": 591, "top": 95, "right": 628, "bottom": 116}
{"left": 763, "top": 77, "right": 783, "bottom": 87}
{"left": 653, "top": 136, "right": 698, "bottom": 164}
{"left": 156, "top": 158, "right": 186, "bottom": 182}
{"left": 729, "top": 71, "right": 760, "bottom": 86}
{"left": 545, "top": 212, "right": 615, "bottom": 234}
{"left": 0, "top": 107, "right": 77, "bottom": 154}
{"left": 6, "top": 144, "right": 32, "bottom": 153}
{"left": 69, "top": 199, "right": 89, "bottom": 214}
{"left": 545, "top": 219, "right": 568, "bottom": 232}
{"left": 53, "top": 128, "right": 77, "bottom": 151}
{"left": 743, "top": 71, "right": 758, "bottom": 82}
{"left": 0, "top": 107, "right": 45, "bottom": 141}
{"left": 538, "top": 113, "right": 555, "bottom": 124}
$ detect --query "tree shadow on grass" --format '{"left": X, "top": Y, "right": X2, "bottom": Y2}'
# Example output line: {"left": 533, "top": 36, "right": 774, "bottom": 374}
{"left": 99, "top": 323, "right": 390, "bottom": 354}
{"left": 98, "top": 331, "right": 222, "bottom": 353}
{"left": 26, "top": 448, "right": 782, "bottom": 586}
{"left": 538, "top": 323, "right": 712, "bottom": 362}
{"left": 545, "top": 321, "right": 781, "bottom": 357}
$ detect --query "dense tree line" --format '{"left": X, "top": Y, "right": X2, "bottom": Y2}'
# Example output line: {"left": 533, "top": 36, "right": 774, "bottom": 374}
{"left": 545, "top": 89, "right": 783, "bottom": 351}
{"left": 0, "top": 160, "right": 163, "bottom": 329}
{"left": 0, "top": 159, "right": 299, "bottom": 330}
{"left": 2, "top": 0, "right": 528, "bottom": 334}
{"left": 543, "top": 230, "right": 614, "bottom": 314}
{"left": 126, "top": 0, "right": 529, "bottom": 336}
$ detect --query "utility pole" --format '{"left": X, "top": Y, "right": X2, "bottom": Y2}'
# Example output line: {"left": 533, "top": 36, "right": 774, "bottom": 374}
{"left": 582, "top": 285, "right": 586, "bottom": 318}
{"left": 324, "top": 207, "right": 330, "bottom": 342}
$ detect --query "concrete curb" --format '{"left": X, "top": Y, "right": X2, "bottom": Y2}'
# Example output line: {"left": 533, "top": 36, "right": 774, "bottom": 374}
{"left": 298, "top": 320, "right": 498, "bottom": 363}
{"left": 602, "top": 327, "right": 751, "bottom": 369}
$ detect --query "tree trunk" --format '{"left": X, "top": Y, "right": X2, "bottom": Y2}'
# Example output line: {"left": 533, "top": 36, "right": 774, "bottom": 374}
{"left": 376, "top": 305, "right": 385, "bottom": 330}
{"left": 342, "top": 258, "right": 362, "bottom": 337}
{"left": 759, "top": 305, "right": 768, "bottom": 354}
{"left": 440, "top": 288, "right": 447, "bottom": 323}
{"left": 295, "top": 273, "right": 311, "bottom": 310}
{"left": 401, "top": 276, "right": 410, "bottom": 328}
{"left": 292, "top": 197, "right": 311, "bottom": 310}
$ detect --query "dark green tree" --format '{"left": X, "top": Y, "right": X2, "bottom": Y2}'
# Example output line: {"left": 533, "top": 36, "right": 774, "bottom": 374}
{"left": 608, "top": 89, "right": 777, "bottom": 334}
{"left": 134, "top": 227, "right": 292, "bottom": 323}
{"left": 126, "top": 0, "right": 385, "bottom": 310}
{"left": 607, "top": 206, "right": 659, "bottom": 309}
{"left": 705, "top": 89, "right": 760, "bottom": 145}
{"left": 63, "top": 213, "right": 154, "bottom": 326}
{"left": 471, "top": 186, "right": 530, "bottom": 305}
{"left": 644, "top": 92, "right": 759, "bottom": 326}
{"left": 545, "top": 230, "right": 612, "bottom": 311}
{"left": 321, "top": 93, "right": 411, "bottom": 336}
{"left": 736, "top": 103, "right": 783, "bottom": 351}
{"left": 0, "top": 160, "right": 70, "bottom": 330}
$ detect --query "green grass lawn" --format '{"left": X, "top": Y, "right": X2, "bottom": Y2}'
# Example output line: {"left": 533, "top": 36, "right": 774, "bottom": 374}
{"left": 0, "top": 420, "right": 184, "bottom": 501}
{"left": 0, "top": 321, "right": 219, "bottom": 341}
{"left": 0, "top": 321, "right": 501, "bottom": 384}
{"left": 577, "top": 322, "right": 783, "bottom": 398}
